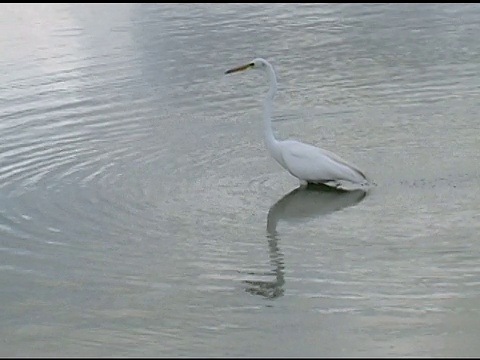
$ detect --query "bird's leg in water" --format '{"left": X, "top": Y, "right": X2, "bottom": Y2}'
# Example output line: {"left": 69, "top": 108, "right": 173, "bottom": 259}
{"left": 327, "top": 180, "right": 344, "bottom": 190}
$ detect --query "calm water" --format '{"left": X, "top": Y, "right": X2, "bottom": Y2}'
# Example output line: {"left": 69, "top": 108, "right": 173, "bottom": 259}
{"left": 1, "top": 3, "right": 480, "bottom": 357}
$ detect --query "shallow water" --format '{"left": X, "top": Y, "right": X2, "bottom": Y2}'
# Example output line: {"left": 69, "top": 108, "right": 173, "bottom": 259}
{"left": 1, "top": 3, "right": 480, "bottom": 357}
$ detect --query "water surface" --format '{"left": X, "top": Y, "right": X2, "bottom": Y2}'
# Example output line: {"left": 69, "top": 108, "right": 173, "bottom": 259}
{"left": 1, "top": 3, "right": 480, "bottom": 357}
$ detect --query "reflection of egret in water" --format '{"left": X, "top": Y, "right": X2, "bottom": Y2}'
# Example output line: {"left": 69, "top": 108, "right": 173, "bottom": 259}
{"left": 244, "top": 230, "right": 286, "bottom": 300}
{"left": 244, "top": 185, "right": 367, "bottom": 300}
{"left": 267, "top": 184, "right": 367, "bottom": 233}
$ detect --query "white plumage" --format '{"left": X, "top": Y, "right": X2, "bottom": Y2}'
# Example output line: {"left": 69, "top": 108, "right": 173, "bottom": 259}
{"left": 225, "top": 57, "right": 370, "bottom": 191}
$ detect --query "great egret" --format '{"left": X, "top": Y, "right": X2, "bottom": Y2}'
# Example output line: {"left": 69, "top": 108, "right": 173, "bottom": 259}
{"left": 225, "top": 58, "right": 370, "bottom": 191}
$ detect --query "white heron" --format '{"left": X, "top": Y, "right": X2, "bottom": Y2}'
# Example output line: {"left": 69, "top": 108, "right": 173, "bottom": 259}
{"left": 225, "top": 58, "right": 370, "bottom": 191}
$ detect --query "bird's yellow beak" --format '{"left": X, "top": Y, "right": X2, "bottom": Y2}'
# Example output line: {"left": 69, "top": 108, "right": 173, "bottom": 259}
{"left": 225, "top": 62, "right": 254, "bottom": 74}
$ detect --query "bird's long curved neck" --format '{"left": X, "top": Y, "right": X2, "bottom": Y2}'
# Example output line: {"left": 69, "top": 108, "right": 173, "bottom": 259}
{"left": 263, "top": 63, "right": 281, "bottom": 158}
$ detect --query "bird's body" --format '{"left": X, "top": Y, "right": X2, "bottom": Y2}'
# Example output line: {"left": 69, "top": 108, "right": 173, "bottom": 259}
{"left": 225, "top": 58, "right": 370, "bottom": 191}
{"left": 273, "top": 139, "right": 368, "bottom": 188}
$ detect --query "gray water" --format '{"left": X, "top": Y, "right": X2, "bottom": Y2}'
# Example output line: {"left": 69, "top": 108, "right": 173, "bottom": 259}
{"left": 1, "top": 3, "right": 480, "bottom": 357}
